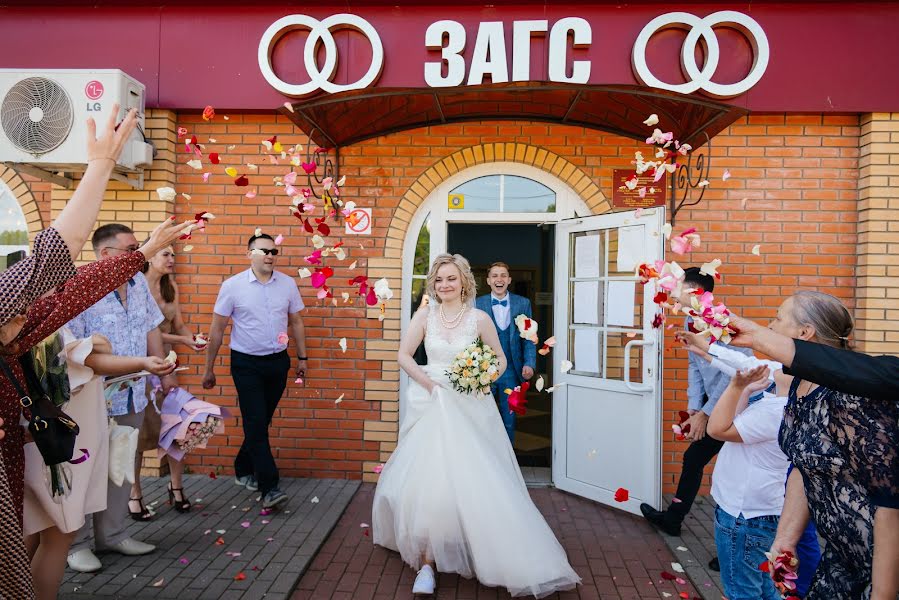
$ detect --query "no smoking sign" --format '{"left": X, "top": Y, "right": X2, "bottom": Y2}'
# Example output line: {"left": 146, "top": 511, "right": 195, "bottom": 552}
{"left": 344, "top": 208, "right": 372, "bottom": 235}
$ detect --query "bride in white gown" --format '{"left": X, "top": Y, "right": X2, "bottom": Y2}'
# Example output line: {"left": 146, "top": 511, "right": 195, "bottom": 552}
{"left": 372, "top": 253, "right": 580, "bottom": 598}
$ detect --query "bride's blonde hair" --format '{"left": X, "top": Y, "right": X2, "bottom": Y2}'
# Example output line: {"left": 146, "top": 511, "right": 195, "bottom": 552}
{"left": 426, "top": 253, "right": 477, "bottom": 305}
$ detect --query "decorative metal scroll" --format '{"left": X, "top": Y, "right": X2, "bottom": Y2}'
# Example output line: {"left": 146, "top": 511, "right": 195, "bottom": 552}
{"left": 669, "top": 131, "right": 711, "bottom": 226}
{"left": 303, "top": 129, "right": 341, "bottom": 212}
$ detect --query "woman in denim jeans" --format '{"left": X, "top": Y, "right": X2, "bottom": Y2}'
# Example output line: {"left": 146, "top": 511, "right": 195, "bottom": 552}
{"left": 706, "top": 365, "right": 791, "bottom": 600}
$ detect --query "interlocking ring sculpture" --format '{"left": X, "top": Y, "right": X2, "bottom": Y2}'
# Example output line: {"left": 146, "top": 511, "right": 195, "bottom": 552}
{"left": 258, "top": 14, "right": 384, "bottom": 97}
{"left": 632, "top": 11, "right": 769, "bottom": 98}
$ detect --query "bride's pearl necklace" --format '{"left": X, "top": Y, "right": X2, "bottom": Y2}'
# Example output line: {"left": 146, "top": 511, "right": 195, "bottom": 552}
{"left": 439, "top": 303, "right": 467, "bottom": 329}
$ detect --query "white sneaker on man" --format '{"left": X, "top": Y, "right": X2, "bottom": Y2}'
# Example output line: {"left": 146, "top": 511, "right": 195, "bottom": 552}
{"left": 412, "top": 564, "right": 436, "bottom": 596}
{"left": 67, "top": 548, "right": 102, "bottom": 573}
{"left": 102, "top": 537, "right": 156, "bottom": 556}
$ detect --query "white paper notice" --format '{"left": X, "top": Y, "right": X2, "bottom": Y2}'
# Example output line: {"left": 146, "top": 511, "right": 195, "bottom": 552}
{"left": 607, "top": 281, "right": 636, "bottom": 327}
{"left": 573, "top": 281, "right": 600, "bottom": 324}
{"left": 573, "top": 329, "right": 600, "bottom": 374}
{"left": 575, "top": 234, "right": 601, "bottom": 278}
{"left": 616, "top": 226, "right": 643, "bottom": 273}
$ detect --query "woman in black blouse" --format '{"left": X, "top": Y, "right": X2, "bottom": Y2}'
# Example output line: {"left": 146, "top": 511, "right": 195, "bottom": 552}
{"left": 730, "top": 294, "right": 898, "bottom": 600}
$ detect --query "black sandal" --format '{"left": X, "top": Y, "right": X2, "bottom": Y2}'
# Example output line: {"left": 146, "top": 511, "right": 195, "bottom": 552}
{"left": 128, "top": 497, "right": 153, "bottom": 521}
{"left": 168, "top": 483, "right": 192, "bottom": 513}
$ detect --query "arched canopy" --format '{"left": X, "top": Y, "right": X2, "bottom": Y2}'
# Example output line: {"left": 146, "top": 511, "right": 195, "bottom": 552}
{"left": 282, "top": 81, "right": 748, "bottom": 149}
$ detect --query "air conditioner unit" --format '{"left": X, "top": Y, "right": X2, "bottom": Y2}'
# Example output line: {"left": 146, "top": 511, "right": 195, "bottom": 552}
{"left": 0, "top": 69, "right": 154, "bottom": 187}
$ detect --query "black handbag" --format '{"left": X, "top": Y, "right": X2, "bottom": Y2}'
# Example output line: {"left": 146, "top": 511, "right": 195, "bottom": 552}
{"left": 0, "top": 354, "right": 80, "bottom": 466}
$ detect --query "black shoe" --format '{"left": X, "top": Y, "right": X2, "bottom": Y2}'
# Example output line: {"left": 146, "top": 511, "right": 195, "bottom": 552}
{"left": 639, "top": 503, "right": 682, "bottom": 536}
{"left": 708, "top": 557, "right": 720, "bottom": 572}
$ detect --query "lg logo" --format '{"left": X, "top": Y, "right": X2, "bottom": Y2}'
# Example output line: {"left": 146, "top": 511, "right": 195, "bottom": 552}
{"left": 632, "top": 11, "right": 770, "bottom": 99}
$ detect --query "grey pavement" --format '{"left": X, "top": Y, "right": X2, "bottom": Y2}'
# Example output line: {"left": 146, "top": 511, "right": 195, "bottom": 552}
{"left": 59, "top": 475, "right": 360, "bottom": 600}
{"left": 656, "top": 494, "right": 724, "bottom": 600}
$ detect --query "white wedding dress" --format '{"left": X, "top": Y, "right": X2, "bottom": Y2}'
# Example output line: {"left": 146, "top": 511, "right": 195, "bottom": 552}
{"left": 372, "top": 306, "right": 580, "bottom": 598}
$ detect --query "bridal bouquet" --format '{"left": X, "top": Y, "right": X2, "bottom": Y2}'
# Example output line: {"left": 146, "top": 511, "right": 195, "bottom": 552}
{"left": 446, "top": 338, "right": 500, "bottom": 396}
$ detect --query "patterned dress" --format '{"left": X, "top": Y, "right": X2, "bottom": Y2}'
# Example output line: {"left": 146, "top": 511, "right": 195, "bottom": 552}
{"left": 779, "top": 378, "right": 899, "bottom": 599}
{"left": 0, "top": 250, "right": 148, "bottom": 522}
{"left": 0, "top": 227, "right": 76, "bottom": 600}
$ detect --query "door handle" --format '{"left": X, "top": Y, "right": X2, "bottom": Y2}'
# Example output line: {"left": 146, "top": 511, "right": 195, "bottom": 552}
{"left": 624, "top": 339, "right": 655, "bottom": 392}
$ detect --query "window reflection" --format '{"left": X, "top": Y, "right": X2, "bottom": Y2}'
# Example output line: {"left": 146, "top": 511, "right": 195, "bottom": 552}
{"left": 448, "top": 174, "right": 556, "bottom": 213}
{"left": 0, "top": 181, "right": 28, "bottom": 272}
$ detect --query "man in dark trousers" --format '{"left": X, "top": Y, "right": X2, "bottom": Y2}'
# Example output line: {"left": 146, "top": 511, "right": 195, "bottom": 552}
{"left": 640, "top": 267, "right": 750, "bottom": 571}
{"left": 203, "top": 233, "right": 307, "bottom": 510}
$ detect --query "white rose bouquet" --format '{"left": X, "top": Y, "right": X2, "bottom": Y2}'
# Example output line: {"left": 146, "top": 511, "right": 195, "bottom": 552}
{"left": 445, "top": 338, "right": 500, "bottom": 396}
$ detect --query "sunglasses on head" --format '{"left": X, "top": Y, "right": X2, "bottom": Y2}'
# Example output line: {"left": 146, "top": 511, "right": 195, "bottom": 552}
{"left": 255, "top": 248, "right": 279, "bottom": 256}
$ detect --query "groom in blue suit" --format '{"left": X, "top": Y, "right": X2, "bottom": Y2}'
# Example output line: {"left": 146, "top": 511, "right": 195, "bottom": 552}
{"left": 475, "top": 262, "right": 536, "bottom": 444}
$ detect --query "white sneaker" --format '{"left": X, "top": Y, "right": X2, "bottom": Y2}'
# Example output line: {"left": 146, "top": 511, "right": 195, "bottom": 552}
{"left": 412, "top": 564, "right": 436, "bottom": 596}
{"left": 102, "top": 537, "right": 156, "bottom": 556}
{"left": 67, "top": 548, "right": 102, "bottom": 573}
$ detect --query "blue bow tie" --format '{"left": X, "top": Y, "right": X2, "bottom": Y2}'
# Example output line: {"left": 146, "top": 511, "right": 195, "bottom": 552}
{"left": 492, "top": 299, "right": 508, "bottom": 307}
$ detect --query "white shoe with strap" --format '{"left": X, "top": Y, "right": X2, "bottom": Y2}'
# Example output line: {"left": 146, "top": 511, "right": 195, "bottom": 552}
{"left": 412, "top": 564, "right": 436, "bottom": 596}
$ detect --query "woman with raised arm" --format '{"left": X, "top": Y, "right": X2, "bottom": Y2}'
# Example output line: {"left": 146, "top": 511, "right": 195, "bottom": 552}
{"left": 729, "top": 292, "right": 898, "bottom": 600}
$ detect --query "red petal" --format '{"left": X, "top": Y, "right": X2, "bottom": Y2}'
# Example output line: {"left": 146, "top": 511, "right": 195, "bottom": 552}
{"left": 303, "top": 219, "right": 313, "bottom": 234}
{"left": 208, "top": 471, "right": 217, "bottom": 479}
{"left": 613, "top": 487, "right": 629, "bottom": 502}
{"left": 209, "top": 153, "right": 220, "bottom": 164}
{"left": 234, "top": 175, "right": 249, "bottom": 187}
{"left": 366, "top": 288, "right": 378, "bottom": 306}
{"left": 267, "top": 135, "right": 277, "bottom": 144}
{"left": 317, "top": 222, "right": 331, "bottom": 236}
{"left": 234, "top": 572, "right": 246, "bottom": 581}
{"left": 660, "top": 571, "right": 677, "bottom": 581}
{"left": 653, "top": 291, "right": 668, "bottom": 304}
{"left": 759, "top": 560, "right": 770, "bottom": 572}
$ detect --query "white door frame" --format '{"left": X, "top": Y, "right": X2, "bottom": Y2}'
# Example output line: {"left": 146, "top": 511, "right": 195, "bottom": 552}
{"left": 399, "top": 162, "right": 592, "bottom": 422}
{"left": 551, "top": 208, "right": 666, "bottom": 514}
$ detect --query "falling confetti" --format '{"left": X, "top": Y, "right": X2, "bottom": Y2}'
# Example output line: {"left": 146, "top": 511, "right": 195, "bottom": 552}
{"left": 535, "top": 376, "right": 544, "bottom": 392}
{"left": 151, "top": 578, "right": 165, "bottom": 587}
{"left": 335, "top": 393, "right": 344, "bottom": 404}
{"left": 373, "top": 464, "right": 384, "bottom": 474}
{"left": 560, "top": 360, "right": 573, "bottom": 373}
{"left": 751, "top": 244, "right": 761, "bottom": 256}
{"left": 671, "top": 562, "right": 685, "bottom": 573}
{"left": 643, "top": 114, "right": 659, "bottom": 126}
{"left": 156, "top": 186, "right": 176, "bottom": 201}
{"left": 311, "top": 496, "right": 319, "bottom": 503}
{"left": 614, "top": 487, "right": 629, "bottom": 502}
{"left": 339, "top": 337, "right": 347, "bottom": 353}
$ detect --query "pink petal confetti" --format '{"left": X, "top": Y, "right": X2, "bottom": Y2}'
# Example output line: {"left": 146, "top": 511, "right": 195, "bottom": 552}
{"left": 373, "top": 464, "right": 384, "bottom": 474}
{"left": 259, "top": 508, "right": 273, "bottom": 516}
{"left": 245, "top": 189, "right": 257, "bottom": 199}
{"left": 274, "top": 234, "right": 284, "bottom": 245}
{"left": 202, "top": 172, "right": 211, "bottom": 183}
{"left": 266, "top": 537, "right": 274, "bottom": 542}
{"left": 283, "top": 171, "right": 297, "bottom": 185}
{"left": 722, "top": 169, "right": 731, "bottom": 181}
{"left": 241, "top": 521, "right": 251, "bottom": 528}
{"left": 262, "top": 519, "right": 270, "bottom": 524}
{"left": 360, "top": 522, "right": 370, "bottom": 528}
{"left": 179, "top": 558, "right": 189, "bottom": 565}
{"left": 277, "top": 332, "right": 289, "bottom": 345}
{"left": 294, "top": 377, "right": 304, "bottom": 385}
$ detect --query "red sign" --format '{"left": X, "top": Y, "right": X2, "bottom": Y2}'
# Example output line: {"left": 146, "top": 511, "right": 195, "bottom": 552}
{"left": 84, "top": 80, "right": 104, "bottom": 100}
{"left": 611, "top": 169, "right": 666, "bottom": 209}
{"left": 0, "top": 3, "right": 897, "bottom": 112}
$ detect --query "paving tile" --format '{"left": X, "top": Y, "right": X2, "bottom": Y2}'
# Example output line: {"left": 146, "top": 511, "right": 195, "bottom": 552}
{"left": 292, "top": 484, "right": 702, "bottom": 600}
{"left": 59, "top": 475, "right": 359, "bottom": 600}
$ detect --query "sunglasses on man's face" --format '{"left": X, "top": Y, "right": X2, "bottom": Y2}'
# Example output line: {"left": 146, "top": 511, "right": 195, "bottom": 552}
{"left": 254, "top": 248, "right": 279, "bottom": 256}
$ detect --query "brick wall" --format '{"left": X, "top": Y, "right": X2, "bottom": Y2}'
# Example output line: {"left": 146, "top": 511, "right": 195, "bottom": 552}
{"left": 10, "top": 111, "right": 865, "bottom": 493}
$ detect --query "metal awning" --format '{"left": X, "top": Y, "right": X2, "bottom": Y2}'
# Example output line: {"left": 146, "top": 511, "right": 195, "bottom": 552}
{"left": 281, "top": 81, "right": 748, "bottom": 149}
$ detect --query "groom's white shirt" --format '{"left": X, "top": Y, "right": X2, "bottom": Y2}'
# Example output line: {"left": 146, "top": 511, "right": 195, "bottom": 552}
{"left": 490, "top": 292, "right": 511, "bottom": 329}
